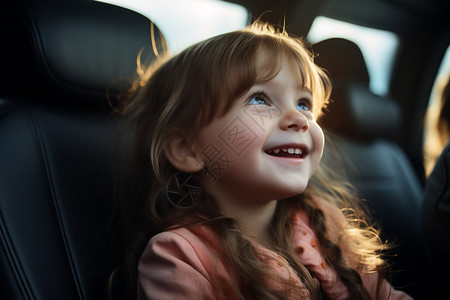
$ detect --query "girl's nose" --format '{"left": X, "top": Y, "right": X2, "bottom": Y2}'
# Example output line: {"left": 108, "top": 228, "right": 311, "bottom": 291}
{"left": 279, "top": 109, "right": 309, "bottom": 132}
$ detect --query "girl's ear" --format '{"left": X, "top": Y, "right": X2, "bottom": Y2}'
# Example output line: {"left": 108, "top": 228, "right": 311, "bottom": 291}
{"left": 164, "top": 130, "right": 204, "bottom": 173}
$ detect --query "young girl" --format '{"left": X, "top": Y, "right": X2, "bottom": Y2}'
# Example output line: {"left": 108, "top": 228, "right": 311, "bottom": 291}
{"left": 117, "top": 22, "right": 412, "bottom": 299}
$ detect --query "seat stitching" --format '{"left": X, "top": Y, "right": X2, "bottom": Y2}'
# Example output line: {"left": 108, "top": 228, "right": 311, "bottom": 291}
{"left": 28, "top": 108, "right": 85, "bottom": 299}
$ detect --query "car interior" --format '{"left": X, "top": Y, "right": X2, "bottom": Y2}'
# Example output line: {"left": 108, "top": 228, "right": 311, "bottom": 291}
{"left": 0, "top": 0, "right": 449, "bottom": 299}
{"left": 314, "top": 37, "right": 428, "bottom": 298}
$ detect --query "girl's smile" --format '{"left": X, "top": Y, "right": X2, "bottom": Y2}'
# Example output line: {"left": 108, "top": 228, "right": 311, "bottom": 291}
{"left": 264, "top": 144, "right": 309, "bottom": 165}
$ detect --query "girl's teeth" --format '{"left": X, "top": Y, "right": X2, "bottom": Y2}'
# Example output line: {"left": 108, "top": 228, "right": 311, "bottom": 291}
{"left": 267, "top": 147, "right": 305, "bottom": 156}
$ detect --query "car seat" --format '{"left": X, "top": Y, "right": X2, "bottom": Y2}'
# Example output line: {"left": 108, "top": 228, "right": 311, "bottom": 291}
{"left": 422, "top": 142, "right": 450, "bottom": 296}
{"left": 0, "top": 0, "right": 165, "bottom": 299}
{"left": 313, "top": 38, "right": 434, "bottom": 298}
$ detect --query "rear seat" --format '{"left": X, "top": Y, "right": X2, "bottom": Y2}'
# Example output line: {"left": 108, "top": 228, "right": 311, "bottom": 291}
{"left": 422, "top": 142, "right": 450, "bottom": 297}
{"left": 313, "top": 38, "right": 434, "bottom": 298}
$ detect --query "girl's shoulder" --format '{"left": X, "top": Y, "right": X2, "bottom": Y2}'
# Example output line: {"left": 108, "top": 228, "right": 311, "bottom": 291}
{"left": 148, "top": 226, "right": 213, "bottom": 247}
{"left": 143, "top": 225, "right": 220, "bottom": 266}
{"left": 138, "top": 226, "right": 235, "bottom": 299}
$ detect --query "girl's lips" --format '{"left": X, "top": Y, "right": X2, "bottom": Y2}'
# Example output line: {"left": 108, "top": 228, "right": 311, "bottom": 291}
{"left": 264, "top": 151, "right": 307, "bottom": 167}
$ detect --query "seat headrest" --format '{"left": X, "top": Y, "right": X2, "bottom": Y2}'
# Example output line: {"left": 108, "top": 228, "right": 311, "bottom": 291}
{"left": 313, "top": 38, "right": 401, "bottom": 140}
{"left": 320, "top": 82, "right": 401, "bottom": 140}
{"left": 314, "top": 38, "right": 370, "bottom": 84}
{"left": 1, "top": 0, "right": 166, "bottom": 105}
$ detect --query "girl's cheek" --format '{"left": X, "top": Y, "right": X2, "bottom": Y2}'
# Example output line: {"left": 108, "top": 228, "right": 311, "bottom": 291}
{"left": 197, "top": 114, "right": 265, "bottom": 182}
{"left": 317, "top": 124, "right": 325, "bottom": 152}
{"left": 310, "top": 123, "right": 325, "bottom": 173}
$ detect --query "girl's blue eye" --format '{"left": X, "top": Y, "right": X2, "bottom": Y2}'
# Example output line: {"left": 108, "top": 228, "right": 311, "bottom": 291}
{"left": 296, "top": 99, "right": 311, "bottom": 111}
{"left": 247, "top": 94, "right": 268, "bottom": 105}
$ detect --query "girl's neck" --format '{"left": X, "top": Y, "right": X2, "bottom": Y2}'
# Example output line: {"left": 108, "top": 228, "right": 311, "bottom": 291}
{"left": 232, "top": 201, "right": 277, "bottom": 244}
{"left": 205, "top": 185, "right": 278, "bottom": 244}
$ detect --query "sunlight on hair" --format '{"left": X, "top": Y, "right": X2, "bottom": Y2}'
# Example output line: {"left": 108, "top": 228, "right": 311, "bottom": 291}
{"left": 96, "top": 0, "right": 248, "bottom": 53}
{"left": 341, "top": 208, "right": 389, "bottom": 272}
{"left": 423, "top": 46, "right": 450, "bottom": 176}
{"left": 428, "top": 46, "right": 450, "bottom": 109}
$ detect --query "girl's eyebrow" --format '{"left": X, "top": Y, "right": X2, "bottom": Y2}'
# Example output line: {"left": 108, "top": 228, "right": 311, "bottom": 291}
{"left": 247, "top": 84, "right": 313, "bottom": 99}
{"left": 298, "top": 86, "right": 312, "bottom": 94}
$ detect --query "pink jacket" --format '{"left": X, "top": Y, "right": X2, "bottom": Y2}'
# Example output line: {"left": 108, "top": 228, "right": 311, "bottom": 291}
{"left": 138, "top": 200, "right": 412, "bottom": 299}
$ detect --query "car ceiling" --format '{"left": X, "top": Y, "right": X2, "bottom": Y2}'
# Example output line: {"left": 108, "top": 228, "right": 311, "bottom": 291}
{"left": 229, "top": 0, "right": 450, "bottom": 36}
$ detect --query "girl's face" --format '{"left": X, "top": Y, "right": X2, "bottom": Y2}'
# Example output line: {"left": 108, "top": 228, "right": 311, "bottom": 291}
{"left": 192, "top": 60, "right": 324, "bottom": 204}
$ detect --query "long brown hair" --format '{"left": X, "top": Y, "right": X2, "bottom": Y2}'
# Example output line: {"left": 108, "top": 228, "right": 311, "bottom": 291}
{"left": 114, "top": 22, "right": 388, "bottom": 299}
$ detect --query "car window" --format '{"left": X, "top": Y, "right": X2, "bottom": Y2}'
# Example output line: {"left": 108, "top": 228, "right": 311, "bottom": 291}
{"left": 97, "top": 0, "right": 249, "bottom": 54}
{"left": 308, "top": 16, "right": 399, "bottom": 96}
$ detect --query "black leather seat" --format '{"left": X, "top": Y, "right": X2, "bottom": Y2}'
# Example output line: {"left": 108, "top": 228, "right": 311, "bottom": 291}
{"left": 314, "top": 38, "right": 434, "bottom": 298}
{"left": 0, "top": 1, "right": 164, "bottom": 299}
{"left": 422, "top": 142, "right": 450, "bottom": 295}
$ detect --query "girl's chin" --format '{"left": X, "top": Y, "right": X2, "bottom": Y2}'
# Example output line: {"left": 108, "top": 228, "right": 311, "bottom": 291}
{"left": 266, "top": 184, "right": 308, "bottom": 201}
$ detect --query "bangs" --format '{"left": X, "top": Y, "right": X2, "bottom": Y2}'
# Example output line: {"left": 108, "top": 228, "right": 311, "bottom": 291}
{"left": 215, "top": 26, "right": 330, "bottom": 120}
{"left": 280, "top": 42, "right": 331, "bottom": 118}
